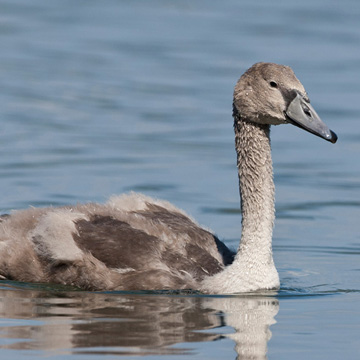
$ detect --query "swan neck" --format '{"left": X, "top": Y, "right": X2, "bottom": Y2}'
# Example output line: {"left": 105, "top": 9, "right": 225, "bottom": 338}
{"left": 200, "top": 113, "right": 279, "bottom": 293}
{"left": 234, "top": 115, "right": 275, "bottom": 259}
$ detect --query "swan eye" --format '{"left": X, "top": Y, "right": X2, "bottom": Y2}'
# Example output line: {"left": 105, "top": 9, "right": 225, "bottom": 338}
{"left": 270, "top": 81, "right": 278, "bottom": 88}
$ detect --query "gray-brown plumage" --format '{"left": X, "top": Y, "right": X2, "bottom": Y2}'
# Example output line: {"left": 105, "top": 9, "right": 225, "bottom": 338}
{"left": 0, "top": 63, "right": 337, "bottom": 293}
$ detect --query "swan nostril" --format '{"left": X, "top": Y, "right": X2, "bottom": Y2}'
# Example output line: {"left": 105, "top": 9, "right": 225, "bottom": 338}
{"left": 302, "top": 104, "right": 312, "bottom": 118}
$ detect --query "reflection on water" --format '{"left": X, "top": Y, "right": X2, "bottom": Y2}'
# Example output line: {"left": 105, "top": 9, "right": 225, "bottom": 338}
{"left": 0, "top": 283, "right": 278, "bottom": 359}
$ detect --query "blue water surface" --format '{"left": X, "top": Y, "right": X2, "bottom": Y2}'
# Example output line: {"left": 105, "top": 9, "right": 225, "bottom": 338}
{"left": 0, "top": 0, "right": 359, "bottom": 359}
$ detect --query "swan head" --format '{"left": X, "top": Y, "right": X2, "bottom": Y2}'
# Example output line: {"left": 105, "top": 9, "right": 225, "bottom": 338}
{"left": 233, "top": 62, "right": 337, "bottom": 143}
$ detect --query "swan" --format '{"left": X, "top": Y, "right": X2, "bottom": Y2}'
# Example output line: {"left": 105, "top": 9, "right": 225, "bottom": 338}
{"left": 0, "top": 62, "right": 337, "bottom": 294}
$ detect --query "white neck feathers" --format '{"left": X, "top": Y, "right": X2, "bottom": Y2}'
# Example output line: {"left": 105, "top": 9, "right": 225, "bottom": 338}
{"left": 234, "top": 118, "right": 275, "bottom": 263}
{"left": 201, "top": 116, "right": 279, "bottom": 293}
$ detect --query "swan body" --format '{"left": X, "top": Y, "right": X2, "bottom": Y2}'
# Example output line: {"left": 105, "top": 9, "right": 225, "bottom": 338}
{"left": 0, "top": 63, "right": 337, "bottom": 293}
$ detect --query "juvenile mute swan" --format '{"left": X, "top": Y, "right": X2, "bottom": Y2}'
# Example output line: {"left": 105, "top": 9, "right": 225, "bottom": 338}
{"left": 0, "top": 63, "right": 337, "bottom": 293}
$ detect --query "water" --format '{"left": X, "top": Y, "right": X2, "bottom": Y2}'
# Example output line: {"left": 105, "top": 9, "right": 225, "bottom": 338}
{"left": 0, "top": 0, "right": 359, "bottom": 358}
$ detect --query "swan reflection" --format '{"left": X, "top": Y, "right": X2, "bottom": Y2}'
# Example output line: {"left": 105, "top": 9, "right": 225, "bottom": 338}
{"left": 0, "top": 284, "right": 279, "bottom": 358}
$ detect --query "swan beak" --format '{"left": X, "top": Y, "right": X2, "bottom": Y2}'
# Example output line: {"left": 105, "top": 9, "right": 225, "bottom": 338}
{"left": 285, "top": 92, "right": 337, "bottom": 144}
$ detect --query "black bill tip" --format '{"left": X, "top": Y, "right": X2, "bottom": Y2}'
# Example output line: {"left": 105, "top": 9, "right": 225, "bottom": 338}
{"left": 329, "top": 130, "right": 337, "bottom": 144}
{"left": 329, "top": 130, "right": 338, "bottom": 144}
